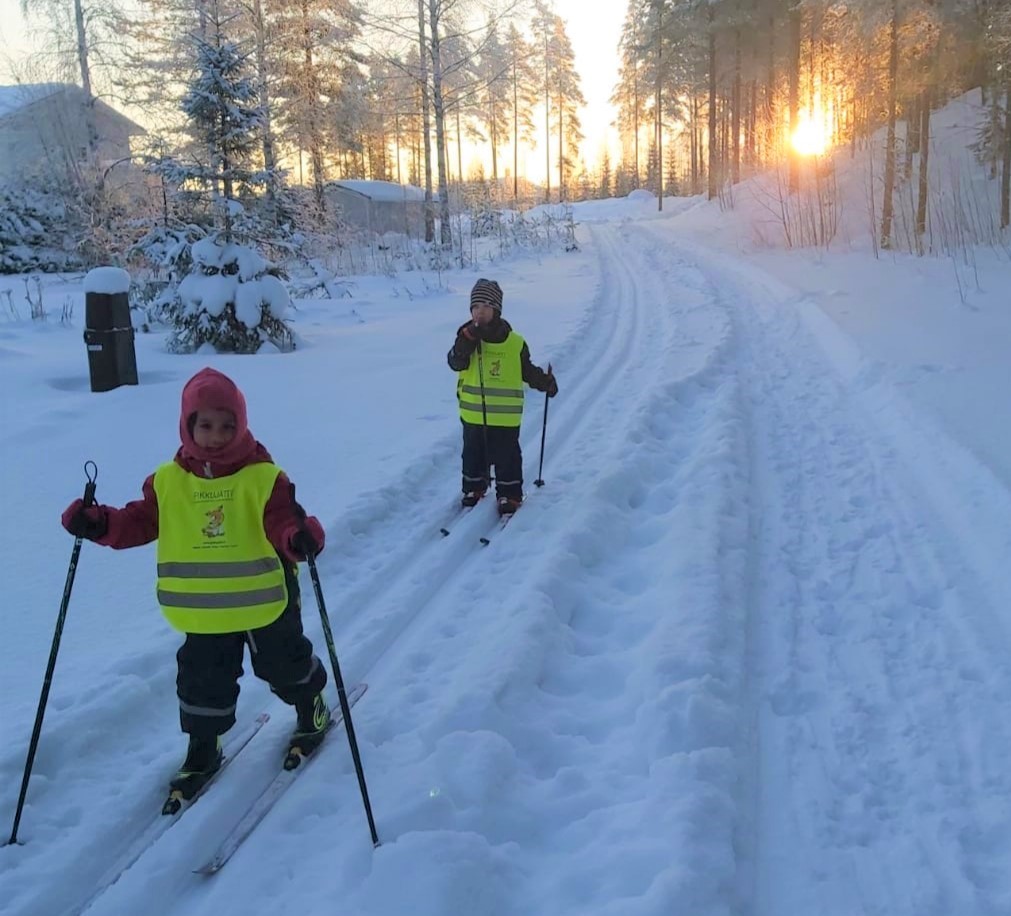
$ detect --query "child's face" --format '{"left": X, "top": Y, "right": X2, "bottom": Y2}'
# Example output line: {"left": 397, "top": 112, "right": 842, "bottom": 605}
{"left": 192, "top": 408, "right": 237, "bottom": 450}
{"left": 471, "top": 304, "right": 496, "bottom": 325}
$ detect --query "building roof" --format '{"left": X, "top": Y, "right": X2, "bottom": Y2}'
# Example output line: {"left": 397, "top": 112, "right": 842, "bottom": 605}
{"left": 0, "top": 83, "right": 145, "bottom": 134}
{"left": 331, "top": 179, "right": 426, "bottom": 202}
{"left": 0, "top": 83, "right": 65, "bottom": 119}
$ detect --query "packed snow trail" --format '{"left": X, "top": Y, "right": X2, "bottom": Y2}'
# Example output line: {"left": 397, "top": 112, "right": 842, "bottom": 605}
{"left": 7, "top": 219, "right": 1011, "bottom": 916}
{"left": 637, "top": 224, "right": 1011, "bottom": 916}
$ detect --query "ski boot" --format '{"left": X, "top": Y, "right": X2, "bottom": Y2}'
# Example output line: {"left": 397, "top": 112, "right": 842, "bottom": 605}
{"left": 461, "top": 488, "right": 486, "bottom": 508}
{"left": 497, "top": 496, "right": 522, "bottom": 517}
{"left": 164, "top": 735, "right": 222, "bottom": 813}
{"left": 285, "top": 692, "right": 332, "bottom": 771}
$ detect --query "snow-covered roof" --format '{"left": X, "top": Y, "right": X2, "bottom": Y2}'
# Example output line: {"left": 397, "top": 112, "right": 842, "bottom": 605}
{"left": 0, "top": 83, "right": 67, "bottom": 119}
{"left": 0, "top": 83, "right": 145, "bottom": 134}
{"left": 330, "top": 179, "right": 426, "bottom": 203}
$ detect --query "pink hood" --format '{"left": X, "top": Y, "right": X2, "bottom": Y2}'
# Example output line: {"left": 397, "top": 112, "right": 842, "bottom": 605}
{"left": 177, "top": 368, "right": 264, "bottom": 476}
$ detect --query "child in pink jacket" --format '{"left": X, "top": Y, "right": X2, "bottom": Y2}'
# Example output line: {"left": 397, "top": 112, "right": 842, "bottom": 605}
{"left": 62, "top": 367, "right": 330, "bottom": 797}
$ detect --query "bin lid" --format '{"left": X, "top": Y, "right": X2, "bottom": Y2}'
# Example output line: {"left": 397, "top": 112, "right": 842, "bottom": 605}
{"left": 84, "top": 267, "right": 131, "bottom": 296}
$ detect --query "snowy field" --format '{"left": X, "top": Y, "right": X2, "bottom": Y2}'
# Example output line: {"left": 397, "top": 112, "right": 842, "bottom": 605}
{"left": 4, "top": 109, "right": 1011, "bottom": 914}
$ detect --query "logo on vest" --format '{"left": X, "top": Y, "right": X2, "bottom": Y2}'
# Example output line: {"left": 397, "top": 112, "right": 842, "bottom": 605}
{"left": 489, "top": 359, "right": 502, "bottom": 378}
{"left": 202, "top": 505, "right": 225, "bottom": 539}
{"left": 192, "top": 488, "right": 233, "bottom": 503}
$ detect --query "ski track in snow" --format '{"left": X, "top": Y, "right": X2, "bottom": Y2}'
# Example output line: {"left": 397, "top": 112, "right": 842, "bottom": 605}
{"left": 7, "top": 221, "right": 1011, "bottom": 916}
{"left": 650, "top": 226, "right": 1011, "bottom": 916}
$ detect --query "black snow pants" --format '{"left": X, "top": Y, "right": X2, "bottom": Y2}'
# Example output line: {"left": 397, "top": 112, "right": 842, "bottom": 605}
{"left": 175, "top": 563, "right": 326, "bottom": 737}
{"left": 461, "top": 420, "right": 523, "bottom": 500}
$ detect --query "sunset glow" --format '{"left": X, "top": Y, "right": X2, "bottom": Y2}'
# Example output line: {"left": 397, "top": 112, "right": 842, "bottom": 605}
{"left": 792, "top": 111, "right": 829, "bottom": 157}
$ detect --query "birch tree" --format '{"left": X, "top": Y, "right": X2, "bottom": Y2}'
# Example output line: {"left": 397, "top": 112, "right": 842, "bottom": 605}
{"left": 548, "top": 13, "right": 585, "bottom": 201}
{"left": 19, "top": 0, "right": 123, "bottom": 156}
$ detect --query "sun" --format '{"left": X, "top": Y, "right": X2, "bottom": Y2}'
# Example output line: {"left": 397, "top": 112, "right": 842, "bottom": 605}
{"left": 792, "top": 113, "right": 828, "bottom": 156}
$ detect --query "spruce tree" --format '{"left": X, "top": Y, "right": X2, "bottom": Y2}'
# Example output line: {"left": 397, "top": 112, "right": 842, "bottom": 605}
{"left": 162, "top": 2, "right": 293, "bottom": 354}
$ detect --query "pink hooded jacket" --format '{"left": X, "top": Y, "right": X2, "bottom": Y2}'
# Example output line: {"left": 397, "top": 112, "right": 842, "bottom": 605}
{"left": 61, "top": 367, "right": 325, "bottom": 564}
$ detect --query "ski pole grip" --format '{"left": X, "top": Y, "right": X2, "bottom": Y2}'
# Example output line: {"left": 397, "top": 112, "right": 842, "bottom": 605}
{"left": 82, "top": 460, "right": 98, "bottom": 508}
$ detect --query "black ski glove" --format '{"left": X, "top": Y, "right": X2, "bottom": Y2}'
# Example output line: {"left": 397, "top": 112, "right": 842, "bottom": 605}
{"left": 546, "top": 373, "right": 558, "bottom": 398}
{"left": 462, "top": 322, "right": 485, "bottom": 343}
{"left": 63, "top": 500, "right": 108, "bottom": 540}
{"left": 290, "top": 529, "right": 319, "bottom": 560}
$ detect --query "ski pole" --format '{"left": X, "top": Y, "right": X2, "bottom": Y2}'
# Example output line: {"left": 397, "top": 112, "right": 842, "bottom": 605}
{"left": 534, "top": 364, "right": 552, "bottom": 488}
{"left": 290, "top": 486, "right": 379, "bottom": 848}
{"left": 7, "top": 461, "right": 98, "bottom": 846}
{"left": 476, "top": 342, "right": 492, "bottom": 490}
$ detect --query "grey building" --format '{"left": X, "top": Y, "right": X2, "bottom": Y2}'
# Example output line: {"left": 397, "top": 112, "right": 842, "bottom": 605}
{"left": 0, "top": 83, "right": 145, "bottom": 182}
{"left": 325, "top": 179, "right": 427, "bottom": 237}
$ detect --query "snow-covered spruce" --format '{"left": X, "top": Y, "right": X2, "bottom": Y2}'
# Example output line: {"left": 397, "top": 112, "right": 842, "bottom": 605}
{"left": 163, "top": 237, "right": 293, "bottom": 354}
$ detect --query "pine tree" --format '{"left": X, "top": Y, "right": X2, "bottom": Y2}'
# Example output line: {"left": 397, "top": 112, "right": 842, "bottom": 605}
{"left": 474, "top": 21, "right": 512, "bottom": 193}
{"left": 504, "top": 23, "right": 538, "bottom": 203}
{"left": 548, "top": 14, "right": 586, "bottom": 202}
{"left": 269, "top": 0, "right": 363, "bottom": 213}
{"left": 178, "top": 7, "right": 267, "bottom": 236}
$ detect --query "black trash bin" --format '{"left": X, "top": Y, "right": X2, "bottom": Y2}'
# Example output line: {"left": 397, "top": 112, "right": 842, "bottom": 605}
{"left": 84, "top": 288, "right": 138, "bottom": 393}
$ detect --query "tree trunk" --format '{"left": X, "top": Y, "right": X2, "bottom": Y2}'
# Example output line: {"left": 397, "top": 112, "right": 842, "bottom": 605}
{"left": 880, "top": 0, "right": 899, "bottom": 249}
{"left": 916, "top": 85, "right": 931, "bottom": 241}
{"left": 299, "top": 1, "right": 326, "bottom": 214}
{"left": 491, "top": 116, "right": 498, "bottom": 185}
{"left": 708, "top": 9, "right": 718, "bottom": 200}
{"left": 904, "top": 95, "right": 920, "bottom": 180}
{"left": 656, "top": 0, "right": 663, "bottom": 210}
{"left": 633, "top": 16, "right": 640, "bottom": 188}
{"left": 1002, "top": 78, "right": 1011, "bottom": 228}
{"left": 251, "top": 0, "right": 277, "bottom": 220}
{"left": 732, "top": 24, "right": 741, "bottom": 184}
{"left": 456, "top": 105, "right": 463, "bottom": 186}
{"left": 765, "top": 12, "right": 776, "bottom": 163}
{"left": 558, "top": 92, "right": 564, "bottom": 201}
{"left": 418, "top": 0, "right": 435, "bottom": 242}
{"left": 395, "top": 112, "right": 402, "bottom": 184}
{"left": 691, "top": 95, "right": 699, "bottom": 193}
{"left": 73, "top": 0, "right": 98, "bottom": 158}
{"left": 788, "top": 2, "right": 801, "bottom": 193}
{"left": 544, "top": 29, "right": 551, "bottom": 203}
{"left": 512, "top": 58, "right": 519, "bottom": 201}
{"left": 428, "top": 1, "right": 452, "bottom": 246}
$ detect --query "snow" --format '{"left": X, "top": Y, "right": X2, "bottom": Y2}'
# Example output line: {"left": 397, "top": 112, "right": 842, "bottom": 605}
{"left": 177, "top": 272, "right": 235, "bottom": 318}
{"left": 83, "top": 267, "right": 131, "bottom": 296}
{"left": 4, "top": 96, "right": 1011, "bottom": 916}
{"left": 175, "top": 240, "right": 285, "bottom": 328}
{"left": 233, "top": 276, "right": 290, "bottom": 327}
{"left": 190, "top": 238, "right": 267, "bottom": 282}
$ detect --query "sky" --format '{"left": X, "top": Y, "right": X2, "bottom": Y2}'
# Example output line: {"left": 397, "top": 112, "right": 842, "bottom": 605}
{"left": 0, "top": 12, "right": 30, "bottom": 72}
{"left": 0, "top": 0, "right": 627, "bottom": 178}
{"left": 549, "top": 0, "right": 626, "bottom": 168}
{"left": 4, "top": 91, "right": 1011, "bottom": 916}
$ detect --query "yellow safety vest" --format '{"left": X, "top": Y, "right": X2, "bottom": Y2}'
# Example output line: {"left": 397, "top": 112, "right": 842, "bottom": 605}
{"left": 457, "top": 332, "right": 525, "bottom": 428}
{"left": 152, "top": 461, "right": 288, "bottom": 634}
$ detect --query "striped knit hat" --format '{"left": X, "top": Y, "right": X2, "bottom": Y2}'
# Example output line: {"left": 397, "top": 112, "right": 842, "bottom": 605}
{"left": 470, "top": 278, "right": 503, "bottom": 313}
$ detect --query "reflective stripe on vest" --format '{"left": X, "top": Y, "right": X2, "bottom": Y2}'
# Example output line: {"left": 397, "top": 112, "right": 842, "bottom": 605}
{"left": 153, "top": 461, "right": 287, "bottom": 634}
{"left": 457, "top": 332, "right": 525, "bottom": 428}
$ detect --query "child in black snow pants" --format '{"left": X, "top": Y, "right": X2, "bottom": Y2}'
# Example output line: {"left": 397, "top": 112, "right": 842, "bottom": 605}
{"left": 61, "top": 367, "right": 331, "bottom": 799}
{"left": 447, "top": 278, "right": 557, "bottom": 516}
